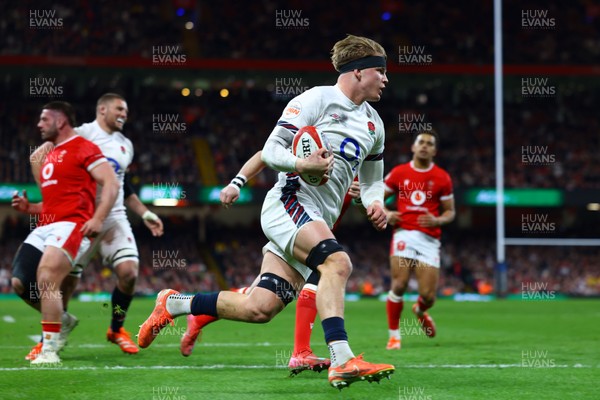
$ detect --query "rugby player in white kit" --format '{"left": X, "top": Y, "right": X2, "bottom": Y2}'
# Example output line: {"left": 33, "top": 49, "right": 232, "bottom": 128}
{"left": 138, "top": 35, "right": 394, "bottom": 389}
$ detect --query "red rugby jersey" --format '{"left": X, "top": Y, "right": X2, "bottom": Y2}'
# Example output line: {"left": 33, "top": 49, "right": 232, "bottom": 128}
{"left": 39, "top": 135, "right": 106, "bottom": 226}
{"left": 384, "top": 161, "right": 453, "bottom": 239}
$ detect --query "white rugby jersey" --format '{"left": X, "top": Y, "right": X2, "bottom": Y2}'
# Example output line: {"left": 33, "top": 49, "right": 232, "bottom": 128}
{"left": 269, "top": 85, "right": 385, "bottom": 227}
{"left": 75, "top": 121, "right": 134, "bottom": 220}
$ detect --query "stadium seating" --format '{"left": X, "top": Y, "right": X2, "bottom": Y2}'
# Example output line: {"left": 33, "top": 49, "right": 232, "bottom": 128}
{"left": 1, "top": 217, "right": 598, "bottom": 296}
{"left": 1, "top": 0, "right": 599, "bottom": 299}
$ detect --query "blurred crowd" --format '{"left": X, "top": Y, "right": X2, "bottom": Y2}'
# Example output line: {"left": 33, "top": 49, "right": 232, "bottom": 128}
{"left": 2, "top": 0, "right": 599, "bottom": 64}
{"left": 2, "top": 0, "right": 599, "bottom": 189}
{"left": 2, "top": 79, "right": 599, "bottom": 191}
{"left": 1, "top": 216, "right": 599, "bottom": 297}
{"left": 1, "top": 0, "right": 598, "bottom": 301}
{"left": 0, "top": 94, "right": 201, "bottom": 186}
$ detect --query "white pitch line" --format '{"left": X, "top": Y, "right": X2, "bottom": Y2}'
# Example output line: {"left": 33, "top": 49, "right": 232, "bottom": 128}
{"left": 401, "top": 364, "right": 590, "bottom": 369}
{"left": 1, "top": 365, "right": 280, "bottom": 371}
{"left": 0, "top": 364, "right": 595, "bottom": 372}
{"left": 1, "top": 342, "right": 286, "bottom": 350}
{"left": 3, "top": 315, "right": 16, "bottom": 323}
{"left": 75, "top": 342, "right": 281, "bottom": 349}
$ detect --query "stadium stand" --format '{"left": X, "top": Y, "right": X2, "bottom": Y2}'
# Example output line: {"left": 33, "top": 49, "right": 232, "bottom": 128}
{"left": 2, "top": 82, "right": 599, "bottom": 190}
{"left": 2, "top": 1, "right": 599, "bottom": 63}
{"left": 1, "top": 216, "right": 598, "bottom": 296}
{"left": 1, "top": 0, "right": 599, "bottom": 299}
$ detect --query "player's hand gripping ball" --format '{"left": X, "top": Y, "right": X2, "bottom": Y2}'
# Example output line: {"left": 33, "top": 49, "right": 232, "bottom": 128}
{"left": 292, "top": 126, "right": 332, "bottom": 186}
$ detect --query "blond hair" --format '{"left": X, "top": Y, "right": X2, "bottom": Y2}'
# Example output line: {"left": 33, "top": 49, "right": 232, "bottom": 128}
{"left": 331, "top": 35, "right": 387, "bottom": 72}
{"left": 96, "top": 93, "right": 125, "bottom": 109}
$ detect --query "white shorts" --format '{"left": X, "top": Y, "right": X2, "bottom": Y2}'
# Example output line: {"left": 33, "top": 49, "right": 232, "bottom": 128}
{"left": 390, "top": 229, "right": 441, "bottom": 268}
{"left": 72, "top": 218, "right": 139, "bottom": 278}
{"left": 261, "top": 189, "right": 324, "bottom": 281}
{"left": 24, "top": 221, "right": 90, "bottom": 267}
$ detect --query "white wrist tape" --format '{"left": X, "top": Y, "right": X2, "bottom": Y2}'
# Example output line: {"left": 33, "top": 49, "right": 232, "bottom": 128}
{"left": 230, "top": 174, "right": 247, "bottom": 189}
{"left": 142, "top": 210, "right": 159, "bottom": 221}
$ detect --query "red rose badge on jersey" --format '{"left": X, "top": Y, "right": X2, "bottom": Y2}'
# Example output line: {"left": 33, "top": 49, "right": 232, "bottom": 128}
{"left": 368, "top": 121, "right": 375, "bottom": 136}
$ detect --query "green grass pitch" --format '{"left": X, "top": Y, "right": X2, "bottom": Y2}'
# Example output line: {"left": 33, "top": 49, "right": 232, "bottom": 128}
{"left": 0, "top": 298, "right": 597, "bottom": 399}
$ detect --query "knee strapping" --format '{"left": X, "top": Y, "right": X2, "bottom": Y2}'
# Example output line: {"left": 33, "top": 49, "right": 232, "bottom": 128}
{"left": 305, "top": 239, "right": 344, "bottom": 271}
{"left": 256, "top": 272, "right": 296, "bottom": 305}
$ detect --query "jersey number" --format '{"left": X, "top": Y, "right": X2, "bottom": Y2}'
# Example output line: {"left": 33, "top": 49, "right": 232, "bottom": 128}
{"left": 339, "top": 138, "right": 361, "bottom": 172}
{"left": 106, "top": 157, "right": 121, "bottom": 173}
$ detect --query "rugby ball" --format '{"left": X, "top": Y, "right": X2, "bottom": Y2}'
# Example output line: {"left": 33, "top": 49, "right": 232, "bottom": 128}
{"left": 292, "top": 126, "right": 332, "bottom": 186}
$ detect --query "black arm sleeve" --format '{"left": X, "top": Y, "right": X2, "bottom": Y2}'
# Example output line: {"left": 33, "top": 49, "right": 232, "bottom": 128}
{"left": 123, "top": 173, "right": 135, "bottom": 199}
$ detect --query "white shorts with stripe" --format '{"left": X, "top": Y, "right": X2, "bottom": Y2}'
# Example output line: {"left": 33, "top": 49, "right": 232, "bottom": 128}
{"left": 24, "top": 221, "right": 90, "bottom": 267}
{"left": 72, "top": 217, "right": 139, "bottom": 278}
{"left": 390, "top": 229, "right": 441, "bottom": 268}
{"left": 261, "top": 186, "right": 324, "bottom": 281}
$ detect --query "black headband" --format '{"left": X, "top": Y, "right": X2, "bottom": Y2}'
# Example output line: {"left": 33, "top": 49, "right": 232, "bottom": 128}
{"left": 338, "top": 55, "right": 387, "bottom": 74}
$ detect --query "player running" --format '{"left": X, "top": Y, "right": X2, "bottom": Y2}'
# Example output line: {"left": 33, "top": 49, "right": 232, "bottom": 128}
{"left": 182, "top": 150, "right": 359, "bottom": 376}
{"left": 26, "top": 93, "right": 164, "bottom": 358}
{"left": 11, "top": 101, "right": 119, "bottom": 364}
{"left": 138, "top": 35, "right": 394, "bottom": 389}
{"left": 384, "top": 130, "right": 455, "bottom": 350}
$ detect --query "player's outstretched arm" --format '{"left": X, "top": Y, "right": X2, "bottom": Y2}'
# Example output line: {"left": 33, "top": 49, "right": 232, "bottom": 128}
{"left": 82, "top": 163, "right": 119, "bottom": 237}
{"left": 122, "top": 173, "right": 164, "bottom": 236}
{"left": 29, "top": 142, "right": 54, "bottom": 187}
{"left": 220, "top": 151, "right": 267, "bottom": 208}
{"left": 125, "top": 193, "right": 164, "bottom": 237}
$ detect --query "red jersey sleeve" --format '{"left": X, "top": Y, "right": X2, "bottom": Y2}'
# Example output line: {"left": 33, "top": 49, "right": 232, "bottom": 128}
{"left": 439, "top": 170, "right": 454, "bottom": 201}
{"left": 79, "top": 140, "right": 107, "bottom": 172}
{"left": 384, "top": 166, "right": 400, "bottom": 194}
